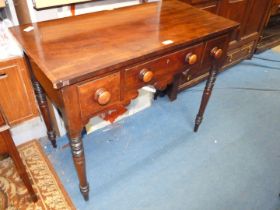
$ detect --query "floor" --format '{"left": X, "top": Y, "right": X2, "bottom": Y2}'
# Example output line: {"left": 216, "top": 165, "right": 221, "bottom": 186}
{"left": 41, "top": 49, "right": 280, "bottom": 210}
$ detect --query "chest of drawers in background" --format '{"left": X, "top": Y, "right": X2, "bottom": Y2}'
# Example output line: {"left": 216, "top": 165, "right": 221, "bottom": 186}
{"left": 179, "top": 0, "right": 273, "bottom": 90}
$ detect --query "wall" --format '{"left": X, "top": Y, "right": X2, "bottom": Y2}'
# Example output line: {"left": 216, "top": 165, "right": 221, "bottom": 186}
{"left": 26, "top": 0, "right": 141, "bottom": 22}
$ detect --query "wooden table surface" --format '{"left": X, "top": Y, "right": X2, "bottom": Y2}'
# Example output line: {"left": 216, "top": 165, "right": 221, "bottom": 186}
{"left": 10, "top": 0, "right": 237, "bottom": 89}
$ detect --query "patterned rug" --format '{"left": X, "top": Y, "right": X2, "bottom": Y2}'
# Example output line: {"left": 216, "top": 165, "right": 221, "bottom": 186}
{"left": 0, "top": 140, "right": 75, "bottom": 210}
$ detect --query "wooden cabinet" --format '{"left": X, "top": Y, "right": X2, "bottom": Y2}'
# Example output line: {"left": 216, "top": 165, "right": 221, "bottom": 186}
{"left": 0, "top": 57, "right": 38, "bottom": 125}
{"left": 183, "top": 0, "right": 221, "bottom": 13}
{"left": 179, "top": 0, "right": 272, "bottom": 90}
{"left": 271, "top": 0, "right": 280, "bottom": 16}
{"left": 256, "top": 0, "right": 280, "bottom": 53}
{"left": 219, "top": 0, "right": 251, "bottom": 40}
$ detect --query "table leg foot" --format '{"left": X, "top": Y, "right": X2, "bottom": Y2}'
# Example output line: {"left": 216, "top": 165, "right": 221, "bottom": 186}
{"left": 80, "top": 184, "right": 89, "bottom": 201}
{"left": 47, "top": 130, "right": 57, "bottom": 148}
{"left": 69, "top": 134, "right": 89, "bottom": 201}
{"left": 194, "top": 115, "right": 203, "bottom": 132}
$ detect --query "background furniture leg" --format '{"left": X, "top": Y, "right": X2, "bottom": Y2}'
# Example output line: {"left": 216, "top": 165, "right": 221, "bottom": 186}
{"left": 32, "top": 80, "right": 57, "bottom": 148}
{"left": 194, "top": 66, "right": 218, "bottom": 132}
{"left": 167, "top": 73, "right": 181, "bottom": 101}
{"left": 69, "top": 133, "right": 89, "bottom": 201}
{"left": 2, "top": 130, "right": 38, "bottom": 202}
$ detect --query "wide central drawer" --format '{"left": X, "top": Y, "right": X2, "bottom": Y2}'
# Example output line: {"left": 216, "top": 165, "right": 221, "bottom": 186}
{"left": 124, "top": 43, "right": 204, "bottom": 98}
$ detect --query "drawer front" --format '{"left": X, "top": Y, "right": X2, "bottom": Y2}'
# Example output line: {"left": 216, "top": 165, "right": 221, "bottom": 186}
{"left": 78, "top": 72, "right": 121, "bottom": 119}
{"left": 224, "top": 41, "right": 254, "bottom": 68}
{"left": 202, "top": 34, "right": 229, "bottom": 69}
{"left": 125, "top": 44, "right": 203, "bottom": 97}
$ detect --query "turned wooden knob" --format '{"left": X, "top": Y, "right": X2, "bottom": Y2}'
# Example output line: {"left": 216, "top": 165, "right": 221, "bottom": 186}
{"left": 211, "top": 47, "right": 223, "bottom": 59}
{"left": 185, "top": 53, "right": 198, "bottom": 65}
{"left": 139, "top": 69, "right": 154, "bottom": 83}
{"left": 95, "top": 88, "right": 111, "bottom": 105}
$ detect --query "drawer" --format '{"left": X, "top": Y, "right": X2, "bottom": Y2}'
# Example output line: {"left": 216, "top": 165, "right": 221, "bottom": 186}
{"left": 77, "top": 72, "right": 121, "bottom": 119}
{"left": 224, "top": 41, "right": 254, "bottom": 68}
{"left": 125, "top": 43, "right": 203, "bottom": 97}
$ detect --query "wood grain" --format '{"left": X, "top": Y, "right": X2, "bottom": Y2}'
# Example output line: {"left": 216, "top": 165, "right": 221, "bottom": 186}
{"left": 0, "top": 57, "right": 38, "bottom": 125}
{"left": 10, "top": 0, "right": 238, "bottom": 89}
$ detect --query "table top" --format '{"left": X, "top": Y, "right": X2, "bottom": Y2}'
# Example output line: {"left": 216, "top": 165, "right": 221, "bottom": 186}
{"left": 10, "top": 0, "right": 238, "bottom": 89}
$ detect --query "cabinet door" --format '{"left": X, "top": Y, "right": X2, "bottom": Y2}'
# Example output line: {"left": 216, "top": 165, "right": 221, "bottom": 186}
{"left": 244, "top": 1, "right": 272, "bottom": 36}
{"left": 0, "top": 57, "right": 38, "bottom": 125}
{"left": 219, "top": 0, "right": 251, "bottom": 40}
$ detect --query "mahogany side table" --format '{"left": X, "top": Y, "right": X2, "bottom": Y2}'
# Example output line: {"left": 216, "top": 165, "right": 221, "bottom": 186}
{"left": 10, "top": 0, "right": 238, "bottom": 201}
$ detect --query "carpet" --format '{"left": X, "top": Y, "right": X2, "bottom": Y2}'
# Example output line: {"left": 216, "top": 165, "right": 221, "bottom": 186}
{"left": 0, "top": 140, "right": 75, "bottom": 210}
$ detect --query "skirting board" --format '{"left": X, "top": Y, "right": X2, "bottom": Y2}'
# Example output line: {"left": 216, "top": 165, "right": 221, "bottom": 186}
{"left": 33, "top": 0, "right": 92, "bottom": 9}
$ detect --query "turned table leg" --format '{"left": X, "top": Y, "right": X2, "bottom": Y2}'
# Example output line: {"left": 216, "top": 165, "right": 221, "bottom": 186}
{"left": 24, "top": 53, "right": 57, "bottom": 148}
{"left": 69, "top": 133, "right": 89, "bottom": 201}
{"left": 32, "top": 80, "right": 57, "bottom": 148}
{"left": 194, "top": 46, "right": 224, "bottom": 132}
{"left": 194, "top": 65, "right": 218, "bottom": 132}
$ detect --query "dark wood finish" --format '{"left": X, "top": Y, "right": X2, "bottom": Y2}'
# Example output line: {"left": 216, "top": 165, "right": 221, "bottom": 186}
{"left": 0, "top": 57, "right": 38, "bottom": 125}
{"left": 256, "top": 0, "right": 280, "bottom": 53}
{"left": 256, "top": 20, "right": 280, "bottom": 53}
{"left": 24, "top": 55, "right": 57, "bottom": 148}
{"left": 0, "top": 110, "right": 37, "bottom": 202}
{"left": 179, "top": 0, "right": 273, "bottom": 90}
{"left": 194, "top": 61, "right": 218, "bottom": 132}
{"left": 10, "top": 1, "right": 237, "bottom": 90}
{"left": 61, "top": 85, "right": 89, "bottom": 201}
{"left": 10, "top": 0, "right": 238, "bottom": 201}
{"left": 194, "top": 38, "right": 228, "bottom": 131}
{"left": 33, "top": 79, "right": 57, "bottom": 148}
{"left": 69, "top": 134, "right": 89, "bottom": 201}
